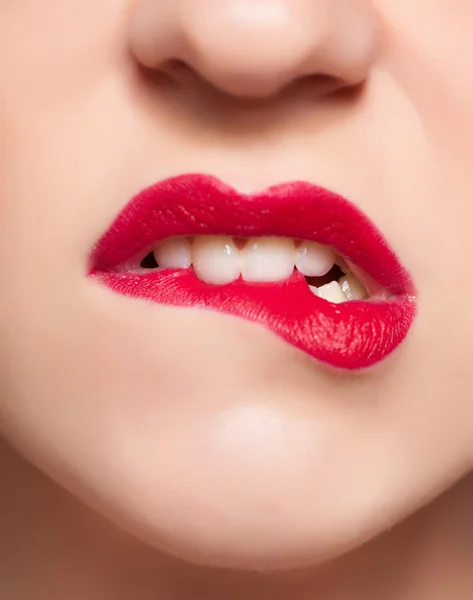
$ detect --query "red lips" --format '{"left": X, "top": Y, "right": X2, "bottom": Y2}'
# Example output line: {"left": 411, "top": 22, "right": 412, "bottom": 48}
{"left": 90, "top": 174, "right": 416, "bottom": 369}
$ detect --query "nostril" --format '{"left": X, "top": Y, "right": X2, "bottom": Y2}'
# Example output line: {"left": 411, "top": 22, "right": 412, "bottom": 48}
{"left": 154, "top": 56, "right": 363, "bottom": 103}
{"left": 160, "top": 58, "right": 189, "bottom": 80}
{"left": 165, "top": 58, "right": 189, "bottom": 72}
{"left": 289, "top": 72, "right": 355, "bottom": 100}
{"left": 160, "top": 58, "right": 206, "bottom": 89}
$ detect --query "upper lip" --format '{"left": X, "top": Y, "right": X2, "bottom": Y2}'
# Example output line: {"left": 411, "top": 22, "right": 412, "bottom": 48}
{"left": 92, "top": 174, "right": 413, "bottom": 296}
{"left": 90, "top": 174, "right": 416, "bottom": 370}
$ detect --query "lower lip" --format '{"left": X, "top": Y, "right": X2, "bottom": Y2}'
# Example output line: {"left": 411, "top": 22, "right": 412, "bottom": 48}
{"left": 91, "top": 267, "right": 415, "bottom": 370}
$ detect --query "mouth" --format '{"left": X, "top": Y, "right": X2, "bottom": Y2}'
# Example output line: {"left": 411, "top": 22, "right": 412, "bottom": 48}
{"left": 90, "top": 174, "right": 416, "bottom": 370}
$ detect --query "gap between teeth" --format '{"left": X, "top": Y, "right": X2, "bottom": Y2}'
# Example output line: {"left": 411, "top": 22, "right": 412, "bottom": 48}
{"left": 150, "top": 235, "right": 368, "bottom": 303}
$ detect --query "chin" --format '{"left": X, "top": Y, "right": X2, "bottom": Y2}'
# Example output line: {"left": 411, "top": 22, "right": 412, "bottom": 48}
{"left": 48, "top": 396, "right": 410, "bottom": 572}
{"left": 0, "top": 292, "right": 437, "bottom": 572}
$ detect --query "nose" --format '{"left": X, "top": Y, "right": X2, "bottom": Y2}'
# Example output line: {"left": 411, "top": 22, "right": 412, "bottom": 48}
{"left": 129, "top": 0, "right": 380, "bottom": 98}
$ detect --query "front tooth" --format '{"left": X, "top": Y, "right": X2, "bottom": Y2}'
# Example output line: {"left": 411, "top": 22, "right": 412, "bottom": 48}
{"left": 193, "top": 236, "right": 240, "bottom": 285}
{"left": 153, "top": 237, "right": 192, "bottom": 269}
{"left": 241, "top": 237, "right": 295, "bottom": 282}
{"left": 340, "top": 274, "right": 367, "bottom": 300}
{"left": 296, "top": 241, "right": 335, "bottom": 277}
{"left": 317, "top": 281, "right": 345, "bottom": 304}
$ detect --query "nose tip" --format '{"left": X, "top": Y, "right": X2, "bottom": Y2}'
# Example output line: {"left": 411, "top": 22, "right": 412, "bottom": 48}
{"left": 130, "top": 0, "right": 380, "bottom": 98}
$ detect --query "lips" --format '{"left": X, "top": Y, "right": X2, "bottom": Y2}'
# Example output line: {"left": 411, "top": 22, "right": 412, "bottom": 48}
{"left": 90, "top": 174, "right": 416, "bottom": 369}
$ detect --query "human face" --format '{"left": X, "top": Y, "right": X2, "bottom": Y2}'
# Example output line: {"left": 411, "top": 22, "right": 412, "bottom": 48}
{"left": 1, "top": 0, "right": 472, "bottom": 571}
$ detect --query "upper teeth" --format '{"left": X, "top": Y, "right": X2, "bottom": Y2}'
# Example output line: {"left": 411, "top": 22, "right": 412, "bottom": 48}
{"left": 151, "top": 235, "right": 367, "bottom": 303}
{"left": 153, "top": 237, "right": 193, "bottom": 270}
{"left": 296, "top": 240, "right": 335, "bottom": 277}
{"left": 241, "top": 237, "right": 296, "bottom": 283}
{"left": 193, "top": 236, "right": 240, "bottom": 285}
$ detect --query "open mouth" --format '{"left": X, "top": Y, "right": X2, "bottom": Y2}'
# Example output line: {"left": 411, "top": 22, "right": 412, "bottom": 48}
{"left": 124, "top": 236, "right": 374, "bottom": 302}
{"left": 90, "top": 174, "right": 416, "bottom": 370}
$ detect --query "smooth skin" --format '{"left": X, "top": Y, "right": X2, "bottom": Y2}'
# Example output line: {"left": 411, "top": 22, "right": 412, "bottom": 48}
{"left": 0, "top": 1, "right": 472, "bottom": 598}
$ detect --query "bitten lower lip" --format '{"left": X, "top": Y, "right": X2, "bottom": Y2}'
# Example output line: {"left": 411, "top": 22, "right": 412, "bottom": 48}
{"left": 90, "top": 174, "right": 416, "bottom": 369}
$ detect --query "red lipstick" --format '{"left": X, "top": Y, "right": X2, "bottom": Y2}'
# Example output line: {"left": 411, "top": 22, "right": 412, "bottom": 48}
{"left": 90, "top": 174, "right": 416, "bottom": 369}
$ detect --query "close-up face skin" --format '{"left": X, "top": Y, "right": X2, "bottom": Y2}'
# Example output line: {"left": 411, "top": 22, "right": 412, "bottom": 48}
{"left": 1, "top": 0, "right": 473, "bottom": 584}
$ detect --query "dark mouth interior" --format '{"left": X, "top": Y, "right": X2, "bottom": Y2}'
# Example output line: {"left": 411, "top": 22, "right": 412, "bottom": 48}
{"left": 305, "top": 264, "right": 344, "bottom": 287}
{"left": 141, "top": 252, "right": 160, "bottom": 269}
{"left": 140, "top": 251, "right": 345, "bottom": 286}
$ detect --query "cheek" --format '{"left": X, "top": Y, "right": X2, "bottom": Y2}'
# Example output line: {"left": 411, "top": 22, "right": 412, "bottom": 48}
{"left": 0, "top": 0, "right": 128, "bottom": 94}
{"left": 0, "top": 1, "right": 136, "bottom": 461}
{"left": 379, "top": 0, "right": 473, "bottom": 150}
{"left": 374, "top": 0, "right": 473, "bottom": 352}
{"left": 0, "top": 0, "right": 125, "bottom": 250}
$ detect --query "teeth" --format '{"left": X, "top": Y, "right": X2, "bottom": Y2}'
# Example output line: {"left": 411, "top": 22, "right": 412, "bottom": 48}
{"left": 192, "top": 236, "right": 240, "bottom": 285}
{"left": 149, "top": 235, "right": 371, "bottom": 303}
{"left": 340, "top": 274, "right": 367, "bottom": 300}
{"left": 241, "top": 237, "right": 295, "bottom": 283}
{"left": 317, "top": 281, "right": 346, "bottom": 304}
{"left": 153, "top": 237, "right": 192, "bottom": 269}
{"left": 296, "top": 241, "right": 335, "bottom": 277}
